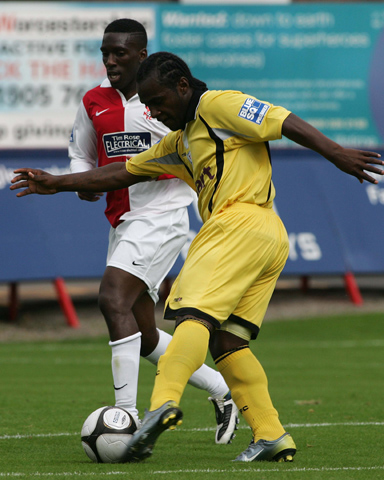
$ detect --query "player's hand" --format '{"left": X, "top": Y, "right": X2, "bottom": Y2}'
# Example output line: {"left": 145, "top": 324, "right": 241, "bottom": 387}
{"left": 329, "top": 147, "right": 383, "bottom": 184}
{"left": 77, "top": 191, "right": 104, "bottom": 202}
{"left": 10, "top": 168, "right": 59, "bottom": 197}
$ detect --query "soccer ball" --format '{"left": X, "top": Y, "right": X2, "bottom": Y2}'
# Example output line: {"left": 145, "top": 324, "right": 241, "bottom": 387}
{"left": 81, "top": 406, "right": 137, "bottom": 463}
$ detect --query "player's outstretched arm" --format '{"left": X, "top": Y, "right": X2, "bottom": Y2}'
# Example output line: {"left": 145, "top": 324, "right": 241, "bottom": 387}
{"left": 10, "top": 163, "right": 148, "bottom": 198}
{"left": 282, "top": 113, "right": 384, "bottom": 184}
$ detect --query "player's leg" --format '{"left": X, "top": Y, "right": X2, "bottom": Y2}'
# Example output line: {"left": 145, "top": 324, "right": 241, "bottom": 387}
{"left": 131, "top": 208, "right": 237, "bottom": 443}
{"left": 207, "top": 205, "right": 296, "bottom": 461}
{"left": 142, "top": 323, "right": 231, "bottom": 399}
{"left": 132, "top": 291, "right": 159, "bottom": 357}
{"left": 133, "top": 291, "right": 237, "bottom": 443}
{"left": 210, "top": 284, "right": 285, "bottom": 442}
{"left": 150, "top": 318, "right": 213, "bottom": 409}
{"left": 141, "top": 323, "right": 238, "bottom": 445}
{"left": 210, "top": 328, "right": 296, "bottom": 462}
{"left": 99, "top": 265, "right": 148, "bottom": 423}
{"left": 125, "top": 316, "right": 214, "bottom": 462}
{"left": 134, "top": 290, "right": 234, "bottom": 400}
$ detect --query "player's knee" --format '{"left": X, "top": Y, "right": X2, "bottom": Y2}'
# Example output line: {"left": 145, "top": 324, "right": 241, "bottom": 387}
{"left": 209, "top": 329, "right": 249, "bottom": 360}
{"left": 98, "top": 287, "right": 115, "bottom": 316}
{"left": 98, "top": 287, "right": 130, "bottom": 322}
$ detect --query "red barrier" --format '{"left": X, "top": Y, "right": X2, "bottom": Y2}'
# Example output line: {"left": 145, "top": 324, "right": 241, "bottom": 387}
{"left": 53, "top": 278, "right": 80, "bottom": 328}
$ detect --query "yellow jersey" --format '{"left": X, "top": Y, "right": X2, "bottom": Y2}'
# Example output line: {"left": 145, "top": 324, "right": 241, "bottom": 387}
{"left": 127, "top": 89, "right": 290, "bottom": 223}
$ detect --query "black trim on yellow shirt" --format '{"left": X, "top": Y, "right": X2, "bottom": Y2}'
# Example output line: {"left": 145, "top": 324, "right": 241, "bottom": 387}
{"left": 265, "top": 141, "right": 272, "bottom": 202}
{"left": 199, "top": 114, "right": 224, "bottom": 213}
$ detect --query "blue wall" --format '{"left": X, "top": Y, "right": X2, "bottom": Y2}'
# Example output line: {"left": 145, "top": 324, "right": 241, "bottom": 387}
{"left": 2, "top": 148, "right": 383, "bottom": 283}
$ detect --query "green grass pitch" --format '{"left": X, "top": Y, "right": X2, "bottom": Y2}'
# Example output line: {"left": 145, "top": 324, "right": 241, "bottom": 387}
{"left": 1, "top": 312, "right": 384, "bottom": 479}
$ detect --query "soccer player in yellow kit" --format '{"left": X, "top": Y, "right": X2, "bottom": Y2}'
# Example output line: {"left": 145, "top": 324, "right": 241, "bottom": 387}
{"left": 11, "top": 52, "right": 384, "bottom": 463}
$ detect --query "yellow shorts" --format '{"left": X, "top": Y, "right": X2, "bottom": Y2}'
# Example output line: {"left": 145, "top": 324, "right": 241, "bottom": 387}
{"left": 164, "top": 203, "right": 289, "bottom": 339}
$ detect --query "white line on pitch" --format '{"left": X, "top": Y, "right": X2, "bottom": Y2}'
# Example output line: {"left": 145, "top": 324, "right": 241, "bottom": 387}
{"left": 1, "top": 466, "right": 384, "bottom": 477}
{"left": 1, "top": 421, "right": 384, "bottom": 441}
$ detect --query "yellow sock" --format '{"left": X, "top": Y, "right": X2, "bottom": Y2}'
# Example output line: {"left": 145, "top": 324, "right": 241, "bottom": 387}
{"left": 216, "top": 346, "right": 285, "bottom": 441}
{"left": 150, "top": 320, "right": 210, "bottom": 410}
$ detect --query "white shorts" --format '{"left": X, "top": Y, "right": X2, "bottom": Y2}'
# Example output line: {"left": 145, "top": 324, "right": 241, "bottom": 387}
{"left": 106, "top": 207, "right": 189, "bottom": 304}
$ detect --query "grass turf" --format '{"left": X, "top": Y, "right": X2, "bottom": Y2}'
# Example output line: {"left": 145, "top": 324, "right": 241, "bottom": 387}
{"left": 1, "top": 312, "right": 384, "bottom": 479}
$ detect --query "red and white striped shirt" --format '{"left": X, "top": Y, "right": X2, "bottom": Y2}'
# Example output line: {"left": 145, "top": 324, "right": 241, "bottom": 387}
{"left": 69, "top": 79, "right": 194, "bottom": 228}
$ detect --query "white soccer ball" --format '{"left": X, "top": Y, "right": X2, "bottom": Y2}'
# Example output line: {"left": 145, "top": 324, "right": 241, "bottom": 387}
{"left": 81, "top": 406, "right": 137, "bottom": 463}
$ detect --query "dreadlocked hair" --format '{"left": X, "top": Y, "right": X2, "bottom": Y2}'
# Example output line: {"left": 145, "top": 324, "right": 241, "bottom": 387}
{"left": 137, "top": 52, "right": 207, "bottom": 91}
{"left": 104, "top": 19, "right": 147, "bottom": 47}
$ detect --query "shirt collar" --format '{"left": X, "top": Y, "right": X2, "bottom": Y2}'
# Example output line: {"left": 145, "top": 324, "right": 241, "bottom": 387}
{"left": 184, "top": 88, "right": 208, "bottom": 127}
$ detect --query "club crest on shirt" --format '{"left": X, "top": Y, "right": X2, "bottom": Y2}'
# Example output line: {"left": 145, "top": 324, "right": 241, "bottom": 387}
{"left": 103, "top": 132, "right": 151, "bottom": 156}
{"left": 238, "top": 98, "right": 270, "bottom": 125}
{"left": 143, "top": 106, "right": 152, "bottom": 120}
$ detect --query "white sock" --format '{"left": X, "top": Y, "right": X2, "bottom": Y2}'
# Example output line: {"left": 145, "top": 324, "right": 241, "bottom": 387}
{"left": 144, "top": 329, "right": 229, "bottom": 398}
{"left": 109, "top": 332, "right": 141, "bottom": 419}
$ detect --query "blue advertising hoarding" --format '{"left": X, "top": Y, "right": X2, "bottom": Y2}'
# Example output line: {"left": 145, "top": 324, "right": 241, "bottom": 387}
{"left": 2, "top": 150, "right": 383, "bottom": 283}
{"left": 271, "top": 150, "right": 384, "bottom": 275}
{"left": 0, "top": 151, "right": 109, "bottom": 282}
